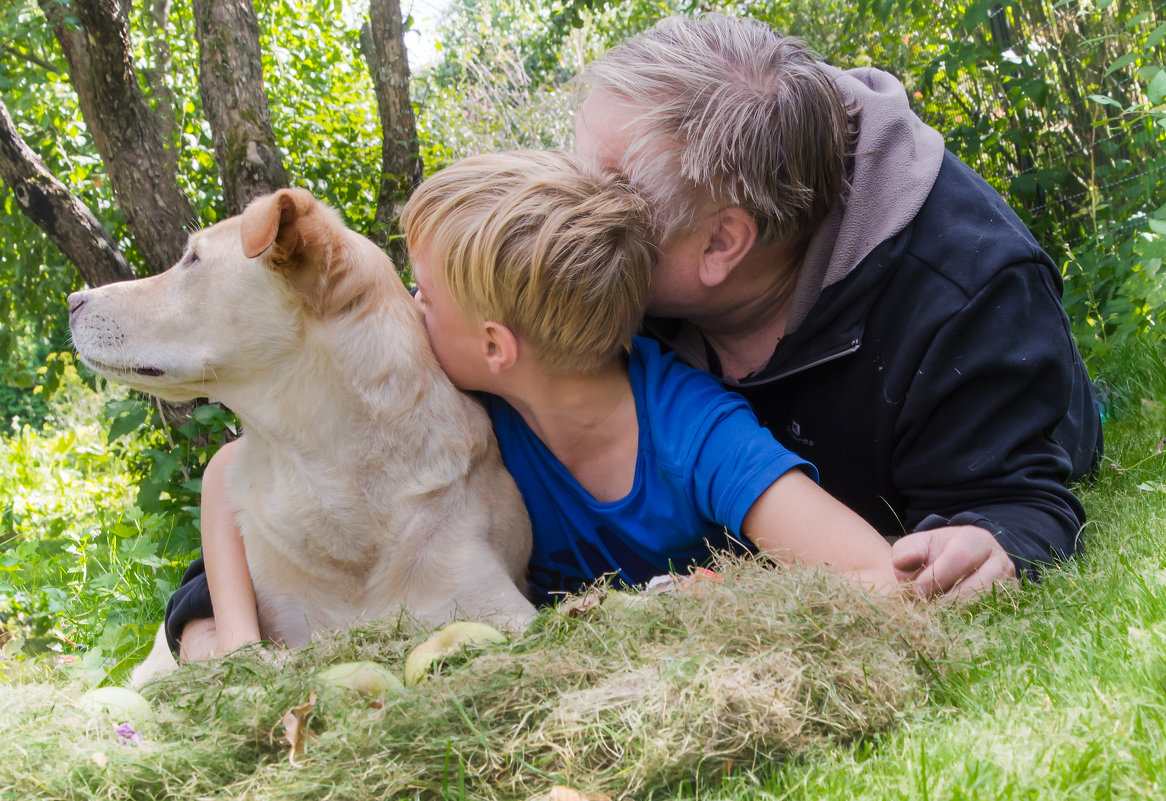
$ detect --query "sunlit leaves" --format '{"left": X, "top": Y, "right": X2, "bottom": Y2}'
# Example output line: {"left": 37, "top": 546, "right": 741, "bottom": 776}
{"left": 255, "top": 0, "right": 381, "bottom": 230}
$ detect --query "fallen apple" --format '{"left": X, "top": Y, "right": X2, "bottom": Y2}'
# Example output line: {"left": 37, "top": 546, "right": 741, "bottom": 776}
{"left": 315, "top": 661, "right": 404, "bottom": 698}
{"left": 79, "top": 686, "right": 151, "bottom": 721}
{"left": 404, "top": 621, "right": 507, "bottom": 685}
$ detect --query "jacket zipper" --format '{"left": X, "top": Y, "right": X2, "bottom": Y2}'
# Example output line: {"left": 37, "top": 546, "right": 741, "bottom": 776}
{"left": 731, "top": 337, "right": 862, "bottom": 387}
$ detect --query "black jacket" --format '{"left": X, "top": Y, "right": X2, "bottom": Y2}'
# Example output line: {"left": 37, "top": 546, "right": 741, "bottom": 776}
{"left": 646, "top": 151, "right": 1102, "bottom": 576}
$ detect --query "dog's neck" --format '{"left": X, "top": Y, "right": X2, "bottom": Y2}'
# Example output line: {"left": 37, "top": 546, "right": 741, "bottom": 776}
{"left": 220, "top": 304, "right": 486, "bottom": 505}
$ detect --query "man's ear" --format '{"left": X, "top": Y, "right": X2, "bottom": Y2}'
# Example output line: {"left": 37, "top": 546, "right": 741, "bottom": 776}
{"left": 481, "top": 321, "right": 519, "bottom": 374}
{"left": 699, "top": 207, "right": 758, "bottom": 288}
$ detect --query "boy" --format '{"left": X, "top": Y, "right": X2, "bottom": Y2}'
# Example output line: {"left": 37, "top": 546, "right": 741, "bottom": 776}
{"left": 401, "top": 150, "right": 894, "bottom": 605}
{"left": 193, "top": 150, "right": 895, "bottom": 657}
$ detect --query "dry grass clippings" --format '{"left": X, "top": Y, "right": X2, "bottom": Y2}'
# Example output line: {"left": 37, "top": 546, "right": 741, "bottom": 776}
{"left": 0, "top": 558, "right": 953, "bottom": 799}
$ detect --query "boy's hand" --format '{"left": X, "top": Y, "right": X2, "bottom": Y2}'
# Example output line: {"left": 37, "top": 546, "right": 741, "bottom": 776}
{"left": 891, "top": 525, "right": 1017, "bottom": 600}
{"left": 178, "top": 617, "right": 263, "bottom": 661}
{"left": 214, "top": 620, "right": 262, "bottom": 657}
{"left": 178, "top": 617, "right": 218, "bottom": 662}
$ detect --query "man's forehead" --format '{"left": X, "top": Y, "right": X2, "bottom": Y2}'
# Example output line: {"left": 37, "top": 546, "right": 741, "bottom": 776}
{"left": 575, "top": 89, "right": 634, "bottom": 169}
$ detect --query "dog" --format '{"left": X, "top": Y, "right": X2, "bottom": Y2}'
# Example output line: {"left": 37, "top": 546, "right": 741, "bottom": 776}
{"left": 68, "top": 188, "right": 536, "bottom": 684}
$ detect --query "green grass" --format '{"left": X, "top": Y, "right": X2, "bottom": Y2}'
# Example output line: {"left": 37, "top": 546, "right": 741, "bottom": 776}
{"left": 3, "top": 338, "right": 1166, "bottom": 799}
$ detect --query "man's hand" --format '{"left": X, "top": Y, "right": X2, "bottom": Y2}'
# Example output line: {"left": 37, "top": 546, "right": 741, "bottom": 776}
{"left": 891, "top": 525, "right": 1017, "bottom": 600}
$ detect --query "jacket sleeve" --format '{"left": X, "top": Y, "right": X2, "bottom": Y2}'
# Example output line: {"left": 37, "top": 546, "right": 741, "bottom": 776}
{"left": 891, "top": 260, "right": 1100, "bottom": 578}
{"left": 163, "top": 556, "right": 213, "bottom": 655}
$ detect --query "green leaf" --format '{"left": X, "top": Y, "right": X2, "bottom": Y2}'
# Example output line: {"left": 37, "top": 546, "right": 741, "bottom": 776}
{"left": 1010, "top": 174, "right": 1039, "bottom": 199}
{"left": 1148, "top": 218, "right": 1166, "bottom": 235}
{"left": 1129, "top": 11, "right": 1152, "bottom": 28}
{"left": 106, "top": 405, "right": 149, "bottom": 443}
{"left": 1149, "top": 69, "right": 1166, "bottom": 105}
{"left": 191, "top": 403, "right": 225, "bottom": 425}
{"left": 1089, "top": 94, "right": 1124, "bottom": 109}
{"left": 1149, "top": 23, "right": 1166, "bottom": 50}
{"left": 1106, "top": 53, "right": 1140, "bottom": 76}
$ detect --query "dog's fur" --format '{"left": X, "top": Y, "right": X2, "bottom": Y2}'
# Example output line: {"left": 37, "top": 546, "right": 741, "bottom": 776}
{"left": 68, "top": 189, "right": 535, "bottom": 684}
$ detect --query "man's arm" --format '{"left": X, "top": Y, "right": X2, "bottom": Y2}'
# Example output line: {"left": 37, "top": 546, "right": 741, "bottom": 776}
{"left": 891, "top": 260, "right": 1099, "bottom": 598}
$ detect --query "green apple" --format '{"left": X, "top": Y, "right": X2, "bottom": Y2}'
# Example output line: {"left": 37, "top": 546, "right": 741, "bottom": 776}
{"left": 79, "top": 686, "right": 151, "bottom": 721}
{"left": 315, "top": 661, "right": 404, "bottom": 698}
{"left": 404, "top": 621, "right": 507, "bottom": 685}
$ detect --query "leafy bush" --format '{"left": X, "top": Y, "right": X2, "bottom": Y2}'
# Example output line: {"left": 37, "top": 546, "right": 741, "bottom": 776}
{"left": 0, "top": 385, "right": 181, "bottom": 682}
{"left": 103, "top": 394, "right": 238, "bottom": 557}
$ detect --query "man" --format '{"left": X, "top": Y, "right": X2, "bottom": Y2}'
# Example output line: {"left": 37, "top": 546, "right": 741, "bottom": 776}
{"left": 575, "top": 13, "right": 1102, "bottom": 598}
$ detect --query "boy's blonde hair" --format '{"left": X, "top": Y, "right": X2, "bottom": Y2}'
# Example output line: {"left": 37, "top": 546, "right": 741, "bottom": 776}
{"left": 400, "top": 150, "right": 654, "bottom": 373}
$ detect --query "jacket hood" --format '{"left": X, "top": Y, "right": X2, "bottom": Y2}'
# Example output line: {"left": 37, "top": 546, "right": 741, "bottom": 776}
{"left": 785, "top": 66, "right": 946, "bottom": 333}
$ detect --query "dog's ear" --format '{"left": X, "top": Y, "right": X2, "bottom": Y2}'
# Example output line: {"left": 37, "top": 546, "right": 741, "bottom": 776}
{"left": 240, "top": 189, "right": 315, "bottom": 259}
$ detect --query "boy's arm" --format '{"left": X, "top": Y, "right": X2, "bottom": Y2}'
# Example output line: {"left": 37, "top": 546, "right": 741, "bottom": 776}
{"left": 741, "top": 468, "right": 897, "bottom": 591}
{"left": 201, "top": 439, "right": 262, "bottom": 654}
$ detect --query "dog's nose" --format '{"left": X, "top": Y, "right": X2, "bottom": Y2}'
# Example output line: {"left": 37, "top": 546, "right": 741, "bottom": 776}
{"left": 67, "top": 291, "right": 87, "bottom": 317}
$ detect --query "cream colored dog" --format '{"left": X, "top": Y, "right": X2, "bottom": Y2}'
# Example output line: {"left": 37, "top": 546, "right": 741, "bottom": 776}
{"left": 68, "top": 188, "right": 535, "bottom": 683}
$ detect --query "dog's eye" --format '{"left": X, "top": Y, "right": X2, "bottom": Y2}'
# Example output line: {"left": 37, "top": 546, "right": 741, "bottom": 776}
{"left": 183, "top": 251, "right": 200, "bottom": 268}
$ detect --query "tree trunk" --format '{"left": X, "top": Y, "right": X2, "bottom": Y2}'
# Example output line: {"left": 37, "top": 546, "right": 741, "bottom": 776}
{"left": 39, "top": 0, "right": 196, "bottom": 276}
{"left": 0, "top": 98, "right": 134, "bottom": 287}
{"left": 363, "top": 0, "right": 422, "bottom": 268}
{"left": 142, "top": 0, "right": 179, "bottom": 182}
{"left": 191, "top": 0, "right": 288, "bottom": 215}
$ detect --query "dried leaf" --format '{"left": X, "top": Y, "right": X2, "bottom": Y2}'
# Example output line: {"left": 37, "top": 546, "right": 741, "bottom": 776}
{"left": 281, "top": 689, "right": 317, "bottom": 766}
{"left": 558, "top": 586, "right": 607, "bottom": 617}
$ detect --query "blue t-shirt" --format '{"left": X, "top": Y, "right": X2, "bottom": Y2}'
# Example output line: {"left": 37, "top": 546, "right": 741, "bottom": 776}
{"left": 488, "top": 337, "right": 817, "bottom": 605}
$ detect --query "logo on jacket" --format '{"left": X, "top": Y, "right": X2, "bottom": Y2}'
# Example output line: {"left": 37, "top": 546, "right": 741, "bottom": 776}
{"left": 787, "top": 419, "right": 814, "bottom": 448}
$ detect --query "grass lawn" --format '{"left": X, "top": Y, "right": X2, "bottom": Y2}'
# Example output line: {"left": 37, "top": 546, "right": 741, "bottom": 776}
{"left": 1, "top": 339, "right": 1165, "bottom": 799}
{"left": 734, "top": 340, "right": 1166, "bottom": 801}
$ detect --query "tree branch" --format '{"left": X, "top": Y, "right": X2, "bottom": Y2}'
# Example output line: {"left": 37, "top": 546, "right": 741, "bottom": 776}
{"left": 0, "top": 97, "right": 134, "bottom": 287}
{"left": 363, "top": 0, "right": 422, "bottom": 267}
{"left": 1, "top": 44, "right": 59, "bottom": 73}
{"left": 39, "top": 0, "right": 196, "bottom": 276}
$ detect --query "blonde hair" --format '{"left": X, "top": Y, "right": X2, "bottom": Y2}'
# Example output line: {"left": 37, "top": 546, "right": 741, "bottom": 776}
{"left": 579, "top": 13, "right": 853, "bottom": 247}
{"left": 399, "top": 150, "right": 654, "bottom": 373}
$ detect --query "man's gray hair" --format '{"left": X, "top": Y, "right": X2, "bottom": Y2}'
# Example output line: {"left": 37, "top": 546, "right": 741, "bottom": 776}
{"left": 580, "top": 13, "right": 853, "bottom": 246}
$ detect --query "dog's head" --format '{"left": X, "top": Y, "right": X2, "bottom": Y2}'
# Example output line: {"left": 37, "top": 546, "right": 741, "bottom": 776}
{"left": 68, "top": 189, "right": 413, "bottom": 402}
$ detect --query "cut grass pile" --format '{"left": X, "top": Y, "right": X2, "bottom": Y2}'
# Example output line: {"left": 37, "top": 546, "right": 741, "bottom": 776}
{"left": 0, "top": 559, "right": 946, "bottom": 799}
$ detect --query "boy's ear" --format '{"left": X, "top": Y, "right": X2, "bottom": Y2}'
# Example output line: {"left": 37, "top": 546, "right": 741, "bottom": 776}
{"left": 699, "top": 207, "right": 758, "bottom": 288}
{"left": 481, "top": 321, "right": 519, "bottom": 374}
